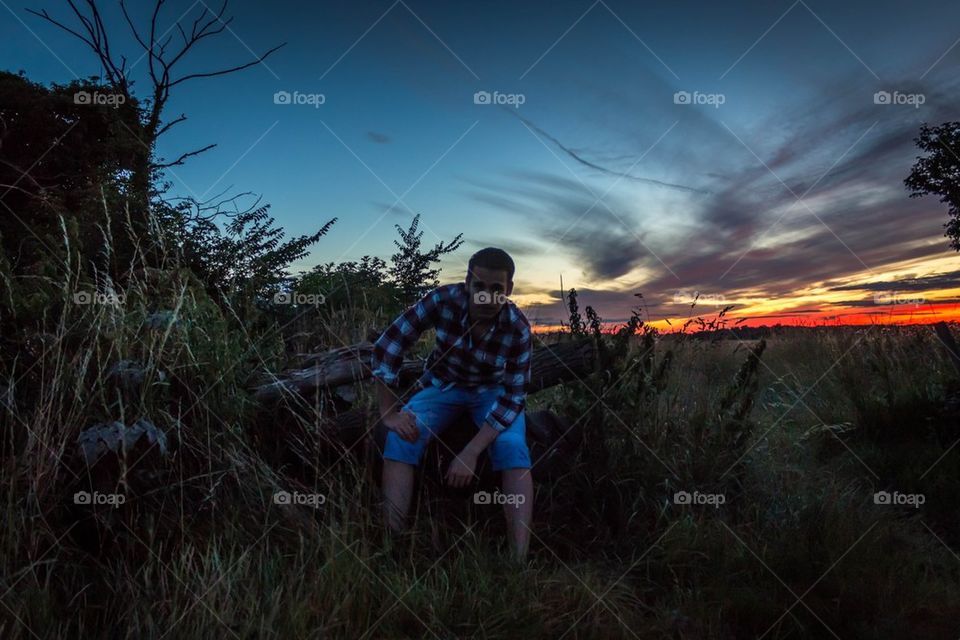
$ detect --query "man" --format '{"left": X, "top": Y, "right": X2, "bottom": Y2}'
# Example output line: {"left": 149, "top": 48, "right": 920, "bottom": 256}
{"left": 370, "top": 247, "right": 534, "bottom": 560}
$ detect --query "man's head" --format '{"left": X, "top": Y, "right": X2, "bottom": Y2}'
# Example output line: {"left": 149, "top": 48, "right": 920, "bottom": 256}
{"left": 466, "top": 247, "right": 514, "bottom": 323}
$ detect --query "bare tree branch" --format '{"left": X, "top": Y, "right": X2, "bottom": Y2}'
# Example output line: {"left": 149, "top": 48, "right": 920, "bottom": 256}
{"left": 167, "top": 43, "right": 285, "bottom": 87}
{"left": 155, "top": 143, "right": 217, "bottom": 169}
{"left": 118, "top": 0, "right": 154, "bottom": 83}
{"left": 25, "top": 8, "right": 97, "bottom": 51}
{"left": 168, "top": 190, "right": 262, "bottom": 223}
{"left": 28, "top": 0, "right": 286, "bottom": 215}
{"left": 155, "top": 113, "right": 187, "bottom": 138}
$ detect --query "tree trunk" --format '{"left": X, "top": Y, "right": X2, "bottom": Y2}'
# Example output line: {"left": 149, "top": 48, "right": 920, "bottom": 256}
{"left": 252, "top": 337, "right": 597, "bottom": 402}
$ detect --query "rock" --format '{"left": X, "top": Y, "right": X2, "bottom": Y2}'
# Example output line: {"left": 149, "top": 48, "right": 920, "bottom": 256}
{"left": 106, "top": 360, "right": 166, "bottom": 391}
{"left": 77, "top": 418, "right": 169, "bottom": 465}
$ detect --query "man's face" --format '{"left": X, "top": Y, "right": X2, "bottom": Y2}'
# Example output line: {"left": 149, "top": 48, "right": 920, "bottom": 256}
{"left": 467, "top": 265, "right": 513, "bottom": 323}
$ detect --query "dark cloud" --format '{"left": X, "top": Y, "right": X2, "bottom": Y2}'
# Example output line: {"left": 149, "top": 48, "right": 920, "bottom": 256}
{"left": 367, "top": 131, "right": 392, "bottom": 144}
{"left": 504, "top": 109, "right": 712, "bottom": 195}
{"left": 462, "top": 237, "right": 544, "bottom": 257}
{"left": 823, "top": 298, "right": 960, "bottom": 309}
{"left": 738, "top": 310, "right": 827, "bottom": 320}
{"left": 829, "top": 269, "right": 960, "bottom": 292}
{"left": 464, "top": 170, "right": 667, "bottom": 281}
{"left": 830, "top": 299, "right": 896, "bottom": 308}
{"left": 369, "top": 201, "right": 415, "bottom": 216}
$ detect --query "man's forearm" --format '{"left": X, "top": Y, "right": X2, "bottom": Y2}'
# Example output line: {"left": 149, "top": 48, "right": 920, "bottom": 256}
{"left": 376, "top": 378, "right": 403, "bottom": 418}
{"left": 463, "top": 422, "right": 501, "bottom": 457}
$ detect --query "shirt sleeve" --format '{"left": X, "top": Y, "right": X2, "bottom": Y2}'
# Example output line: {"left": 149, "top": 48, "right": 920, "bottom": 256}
{"left": 370, "top": 288, "right": 442, "bottom": 387}
{"left": 483, "top": 322, "right": 532, "bottom": 433}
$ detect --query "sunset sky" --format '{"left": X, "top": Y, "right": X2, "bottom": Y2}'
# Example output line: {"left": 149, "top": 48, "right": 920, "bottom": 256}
{"left": 4, "top": 0, "right": 960, "bottom": 329}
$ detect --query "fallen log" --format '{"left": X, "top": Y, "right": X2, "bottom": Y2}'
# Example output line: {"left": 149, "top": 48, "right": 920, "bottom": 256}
{"left": 252, "top": 336, "right": 597, "bottom": 402}
{"left": 249, "top": 337, "right": 597, "bottom": 483}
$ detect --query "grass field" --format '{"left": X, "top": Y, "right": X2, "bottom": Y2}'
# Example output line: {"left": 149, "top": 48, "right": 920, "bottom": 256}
{"left": 2, "top": 269, "right": 960, "bottom": 639}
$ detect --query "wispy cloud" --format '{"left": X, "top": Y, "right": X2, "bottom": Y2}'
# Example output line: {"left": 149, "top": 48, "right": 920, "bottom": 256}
{"left": 469, "top": 62, "right": 960, "bottom": 323}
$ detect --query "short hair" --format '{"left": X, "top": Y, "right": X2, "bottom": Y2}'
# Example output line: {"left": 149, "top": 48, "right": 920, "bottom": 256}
{"left": 467, "top": 247, "right": 515, "bottom": 282}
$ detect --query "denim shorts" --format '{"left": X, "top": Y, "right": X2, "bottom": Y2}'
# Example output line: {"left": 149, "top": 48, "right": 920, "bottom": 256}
{"left": 382, "top": 381, "right": 531, "bottom": 471}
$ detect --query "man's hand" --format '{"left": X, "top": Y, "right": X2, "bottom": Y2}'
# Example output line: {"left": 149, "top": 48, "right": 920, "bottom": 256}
{"left": 383, "top": 410, "right": 420, "bottom": 443}
{"left": 445, "top": 450, "right": 478, "bottom": 488}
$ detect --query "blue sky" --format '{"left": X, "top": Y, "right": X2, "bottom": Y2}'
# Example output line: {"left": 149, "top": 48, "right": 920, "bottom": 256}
{"left": 4, "top": 0, "right": 960, "bottom": 326}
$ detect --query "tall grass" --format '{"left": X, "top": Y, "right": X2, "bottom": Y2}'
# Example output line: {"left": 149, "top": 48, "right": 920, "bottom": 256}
{"left": 1, "top": 225, "right": 959, "bottom": 638}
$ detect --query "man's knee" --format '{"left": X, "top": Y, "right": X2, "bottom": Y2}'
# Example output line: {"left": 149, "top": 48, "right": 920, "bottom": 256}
{"left": 494, "top": 428, "right": 524, "bottom": 447}
{"left": 490, "top": 428, "right": 531, "bottom": 471}
{"left": 383, "top": 429, "right": 428, "bottom": 467}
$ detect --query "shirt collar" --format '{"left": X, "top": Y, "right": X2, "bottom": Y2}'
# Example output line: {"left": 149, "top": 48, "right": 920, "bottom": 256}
{"left": 497, "top": 301, "right": 513, "bottom": 328}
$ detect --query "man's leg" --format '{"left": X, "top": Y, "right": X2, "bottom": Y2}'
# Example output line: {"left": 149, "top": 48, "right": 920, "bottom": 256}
{"left": 381, "top": 384, "right": 461, "bottom": 533}
{"left": 382, "top": 459, "right": 415, "bottom": 533}
{"left": 501, "top": 466, "right": 533, "bottom": 560}
{"left": 469, "top": 389, "right": 534, "bottom": 561}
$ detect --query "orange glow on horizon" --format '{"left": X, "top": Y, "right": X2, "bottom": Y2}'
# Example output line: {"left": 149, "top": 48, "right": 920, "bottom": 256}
{"left": 526, "top": 302, "right": 960, "bottom": 334}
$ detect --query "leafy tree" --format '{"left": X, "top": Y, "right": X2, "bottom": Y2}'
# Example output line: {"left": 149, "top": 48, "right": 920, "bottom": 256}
{"left": 905, "top": 122, "right": 960, "bottom": 251}
{"left": 389, "top": 213, "right": 463, "bottom": 304}
{"left": 295, "top": 255, "right": 401, "bottom": 316}
{"left": 155, "top": 196, "right": 336, "bottom": 305}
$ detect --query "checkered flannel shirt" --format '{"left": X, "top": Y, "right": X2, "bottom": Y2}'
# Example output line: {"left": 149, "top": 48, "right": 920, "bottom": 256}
{"left": 370, "top": 282, "right": 533, "bottom": 433}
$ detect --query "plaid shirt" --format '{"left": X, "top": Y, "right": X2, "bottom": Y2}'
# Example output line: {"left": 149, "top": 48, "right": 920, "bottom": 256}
{"left": 370, "top": 282, "right": 532, "bottom": 433}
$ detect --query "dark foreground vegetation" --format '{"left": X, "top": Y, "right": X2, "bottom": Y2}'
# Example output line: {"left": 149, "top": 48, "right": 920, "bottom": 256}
{"left": 3, "top": 233, "right": 960, "bottom": 638}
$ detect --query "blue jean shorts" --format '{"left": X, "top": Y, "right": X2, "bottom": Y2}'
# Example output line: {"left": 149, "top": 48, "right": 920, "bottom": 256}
{"left": 382, "top": 381, "right": 531, "bottom": 471}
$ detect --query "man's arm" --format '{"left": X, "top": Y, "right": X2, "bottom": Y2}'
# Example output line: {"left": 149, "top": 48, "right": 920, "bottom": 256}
{"left": 376, "top": 376, "right": 403, "bottom": 418}
{"left": 446, "top": 322, "right": 533, "bottom": 487}
{"left": 371, "top": 289, "right": 443, "bottom": 440}
{"left": 462, "top": 423, "right": 501, "bottom": 458}
{"left": 376, "top": 377, "right": 419, "bottom": 442}
{"left": 481, "top": 322, "right": 533, "bottom": 434}
{"left": 447, "top": 421, "right": 502, "bottom": 487}
{"left": 370, "top": 287, "right": 443, "bottom": 391}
